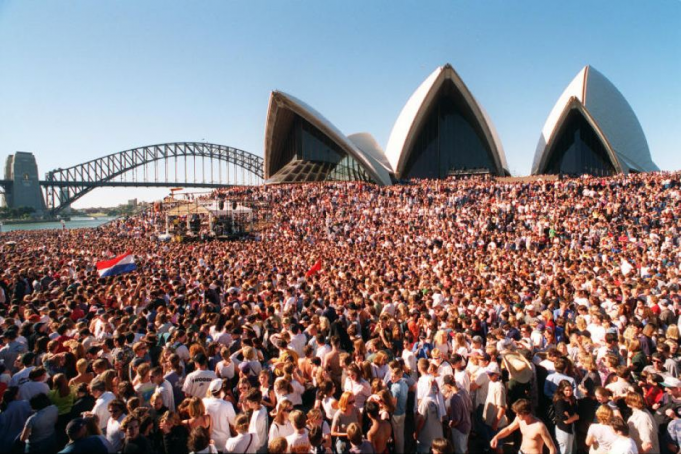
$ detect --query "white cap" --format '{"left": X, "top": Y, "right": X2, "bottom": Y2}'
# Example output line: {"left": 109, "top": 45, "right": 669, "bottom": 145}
{"left": 208, "top": 378, "right": 224, "bottom": 394}
{"left": 486, "top": 362, "right": 502, "bottom": 376}
{"left": 663, "top": 377, "right": 681, "bottom": 388}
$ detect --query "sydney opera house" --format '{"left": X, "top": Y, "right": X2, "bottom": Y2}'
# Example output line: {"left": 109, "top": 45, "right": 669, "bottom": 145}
{"left": 263, "top": 64, "right": 658, "bottom": 185}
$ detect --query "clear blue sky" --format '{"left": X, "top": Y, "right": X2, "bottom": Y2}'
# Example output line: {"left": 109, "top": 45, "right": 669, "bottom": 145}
{"left": 0, "top": 0, "right": 679, "bottom": 207}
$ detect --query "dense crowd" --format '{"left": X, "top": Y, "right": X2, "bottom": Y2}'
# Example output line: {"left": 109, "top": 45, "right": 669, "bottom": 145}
{"left": 0, "top": 171, "right": 680, "bottom": 454}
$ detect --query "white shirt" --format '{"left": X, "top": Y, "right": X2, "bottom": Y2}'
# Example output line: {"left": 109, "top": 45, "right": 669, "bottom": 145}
{"left": 93, "top": 391, "right": 116, "bottom": 430}
{"left": 610, "top": 436, "right": 639, "bottom": 454}
{"left": 454, "top": 368, "right": 471, "bottom": 393}
{"left": 343, "top": 378, "right": 371, "bottom": 410}
{"left": 203, "top": 397, "right": 237, "bottom": 449}
{"left": 472, "top": 369, "right": 490, "bottom": 408}
{"left": 269, "top": 420, "right": 294, "bottom": 441}
{"left": 216, "top": 360, "right": 235, "bottom": 380}
{"left": 290, "top": 333, "right": 307, "bottom": 357}
{"left": 484, "top": 380, "right": 508, "bottom": 428}
{"left": 249, "top": 405, "right": 268, "bottom": 451}
{"left": 627, "top": 408, "right": 659, "bottom": 454}
{"left": 286, "top": 430, "right": 311, "bottom": 453}
{"left": 316, "top": 344, "right": 331, "bottom": 360}
{"left": 156, "top": 379, "right": 176, "bottom": 411}
{"left": 435, "top": 361, "right": 454, "bottom": 390}
{"left": 182, "top": 369, "right": 217, "bottom": 398}
{"left": 586, "top": 423, "right": 617, "bottom": 454}
{"left": 225, "top": 433, "right": 256, "bottom": 454}
{"left": 416, "top": 374, "right": 447, "bottom": 418}
{"left": 106, "top": 413, "right": 125, "bottom": 452}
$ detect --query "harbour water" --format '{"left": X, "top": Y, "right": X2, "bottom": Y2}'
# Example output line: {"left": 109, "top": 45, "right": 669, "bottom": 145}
{"left": 0, "top": 216, "right": 115, "bottom": 232}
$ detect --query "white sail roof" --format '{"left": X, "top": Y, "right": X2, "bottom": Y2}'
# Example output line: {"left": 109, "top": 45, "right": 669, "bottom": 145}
{"left": 533, "top": 66, "right": 658, "bottom": 174}
{"left": 264, "top": 91, "right": 392, "bottom": 185}
{"left": 385, "top": 64, "right": 508, "bottom": 177}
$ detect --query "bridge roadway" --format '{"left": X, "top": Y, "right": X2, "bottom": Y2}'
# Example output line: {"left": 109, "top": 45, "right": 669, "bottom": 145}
{"left": 0, "top": 179, "right": 229, "bottom": 189}
{"left": 38, "top": 180, "right": 228, "bottom": 189}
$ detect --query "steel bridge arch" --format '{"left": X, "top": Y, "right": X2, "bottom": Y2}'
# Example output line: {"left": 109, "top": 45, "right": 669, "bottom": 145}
{"left": 42, "top": 142, "right": 264, "bottom": 213}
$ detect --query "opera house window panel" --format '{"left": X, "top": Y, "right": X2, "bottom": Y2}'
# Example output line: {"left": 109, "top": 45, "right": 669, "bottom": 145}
{"left": 543, "top": 110, "right": 616, "bottom": 176}
{"left": 403, "top": 82, "right": 496, "bottom": 179}
{"left": 385, "top": 64, "right": 509, "bottom": 179}
{"left": 269, "top": 116, "right": 373, "bottom": 183}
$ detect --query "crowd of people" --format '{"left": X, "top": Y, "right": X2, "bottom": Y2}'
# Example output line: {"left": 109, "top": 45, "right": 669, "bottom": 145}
{"left": 0, "top": 170, "right": 679, "bottom": 454}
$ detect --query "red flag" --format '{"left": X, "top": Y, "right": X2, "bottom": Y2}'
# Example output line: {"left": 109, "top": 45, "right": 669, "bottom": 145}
{"left": 306, "top": 259, "right": 322, "bottom": 278}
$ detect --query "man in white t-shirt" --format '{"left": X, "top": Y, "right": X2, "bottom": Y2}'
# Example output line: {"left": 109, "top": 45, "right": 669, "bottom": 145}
{"left": 246, "top": 388, "right": 269, "bottom": 453}
{"left": 314, "top": 334, "right": 331, "bottom": 360}
{"left": 151, "top": 366, "right": 175, "bottom": 411}
{"left": 484, "top": 363, "right": 508, "bottom": 435}
{"left": 452, "top": 354, "right": 471, "bottom": 393}
{"left": 182, "top": 353, "right": 217, "bottom": 398}
{"left": 90, "top": 380, "right": 115, "bottom": 430}
{"left": 432, "top": 348, "right": 453, "bottom": 390}
{"left": 203, "top": 379, "right": 237, "bottom": 450}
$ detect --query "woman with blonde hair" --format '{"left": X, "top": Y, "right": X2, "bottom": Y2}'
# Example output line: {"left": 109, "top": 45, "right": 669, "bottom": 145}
{"left": 273, "top": 377, "right": 295, "bottom": 405}
{"left": 49, "top": 373, "right": 75, "bottom": 447}
{"left": 453, "top": 333, "right": 470, "bottom": 357}
{"left": 269, "top": 399, "right": 294, "bottom": 441}
{"left": 100, "top": 369, "right": 118, "bottom": 393}
{"left": 159, "top": 410, "right": 190, "bottom": 453}
{"left": 182, "top": 396, "right": 212, "bottom": 433}
{"left": 225, "top": 414, "right": 256, "bottom": 453}
{"left": 433, "top": 330, "right": 450, "bottom": 356}
{"left": 315, "top": 379, "right": 339, "bottom": 421}
{"left": 215, "top": 346, "right": 235, "bottom": 380}
{"left": 306, "top": 408, "right": 331, "bottom": 450}
{"left": 625, "top": 391, "right": 659, "bottom": 454}
{"left": 239, "top": 345, "right": 263, "bottom": 377}
{"left": 274, "top": 363, "right": 304, "bottom": 407}
{"left": 69, "top": 358, "right": 94, "bottom": 386}
{"left": 667, "top": 324, "right": 680, "bottom": 341}
{"left": 371, "top": 351, "right": 389, "bottom": 380}
{"left": 585, "top": 405, "right": 616, "bottom": 454}
{"left": 331, "top": 392, "right": 361, "bottom": 454}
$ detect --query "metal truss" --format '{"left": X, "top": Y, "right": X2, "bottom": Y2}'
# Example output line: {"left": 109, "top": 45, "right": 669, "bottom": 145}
{"left": 41, "top": 142, "right": 263, "bottom": 213}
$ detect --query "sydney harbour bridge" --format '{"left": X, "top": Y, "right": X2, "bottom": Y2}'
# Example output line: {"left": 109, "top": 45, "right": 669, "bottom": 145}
{"left": 0, "top": 142, "right": 264, "bottom": 214}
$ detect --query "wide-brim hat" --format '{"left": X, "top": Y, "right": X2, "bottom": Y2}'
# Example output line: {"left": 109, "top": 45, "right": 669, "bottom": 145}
{"left": 501, "top": 351, "right": 533, "bottom": 384}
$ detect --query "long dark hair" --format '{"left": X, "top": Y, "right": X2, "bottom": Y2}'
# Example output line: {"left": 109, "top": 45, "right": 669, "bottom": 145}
{"left": 553, "top": 379, "right": 575, "bottom": 404}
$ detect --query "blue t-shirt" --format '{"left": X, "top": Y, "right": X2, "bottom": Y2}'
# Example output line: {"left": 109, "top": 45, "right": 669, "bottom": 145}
{"left": 390, "top": 379, "right": 408, "bottom": 416}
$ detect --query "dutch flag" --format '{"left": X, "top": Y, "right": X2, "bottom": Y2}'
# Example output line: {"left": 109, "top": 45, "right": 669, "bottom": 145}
{"left": 96, "top": 252, "right": 137, "bottom": 277}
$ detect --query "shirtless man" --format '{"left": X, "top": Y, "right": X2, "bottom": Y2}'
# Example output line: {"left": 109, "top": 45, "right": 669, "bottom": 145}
{"left": 490, "top": 399, "right": 556, "bottom": 454}
{"left": 323, "top": 336, "right": 343, "bottom": 392}
{"left": 365, "top": 400, "right": 391, "bottom": 454}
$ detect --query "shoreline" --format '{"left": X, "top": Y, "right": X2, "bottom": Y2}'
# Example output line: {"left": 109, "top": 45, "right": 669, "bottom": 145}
{"left": 0, "top": 217, "right": 70, "bottom": 225}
